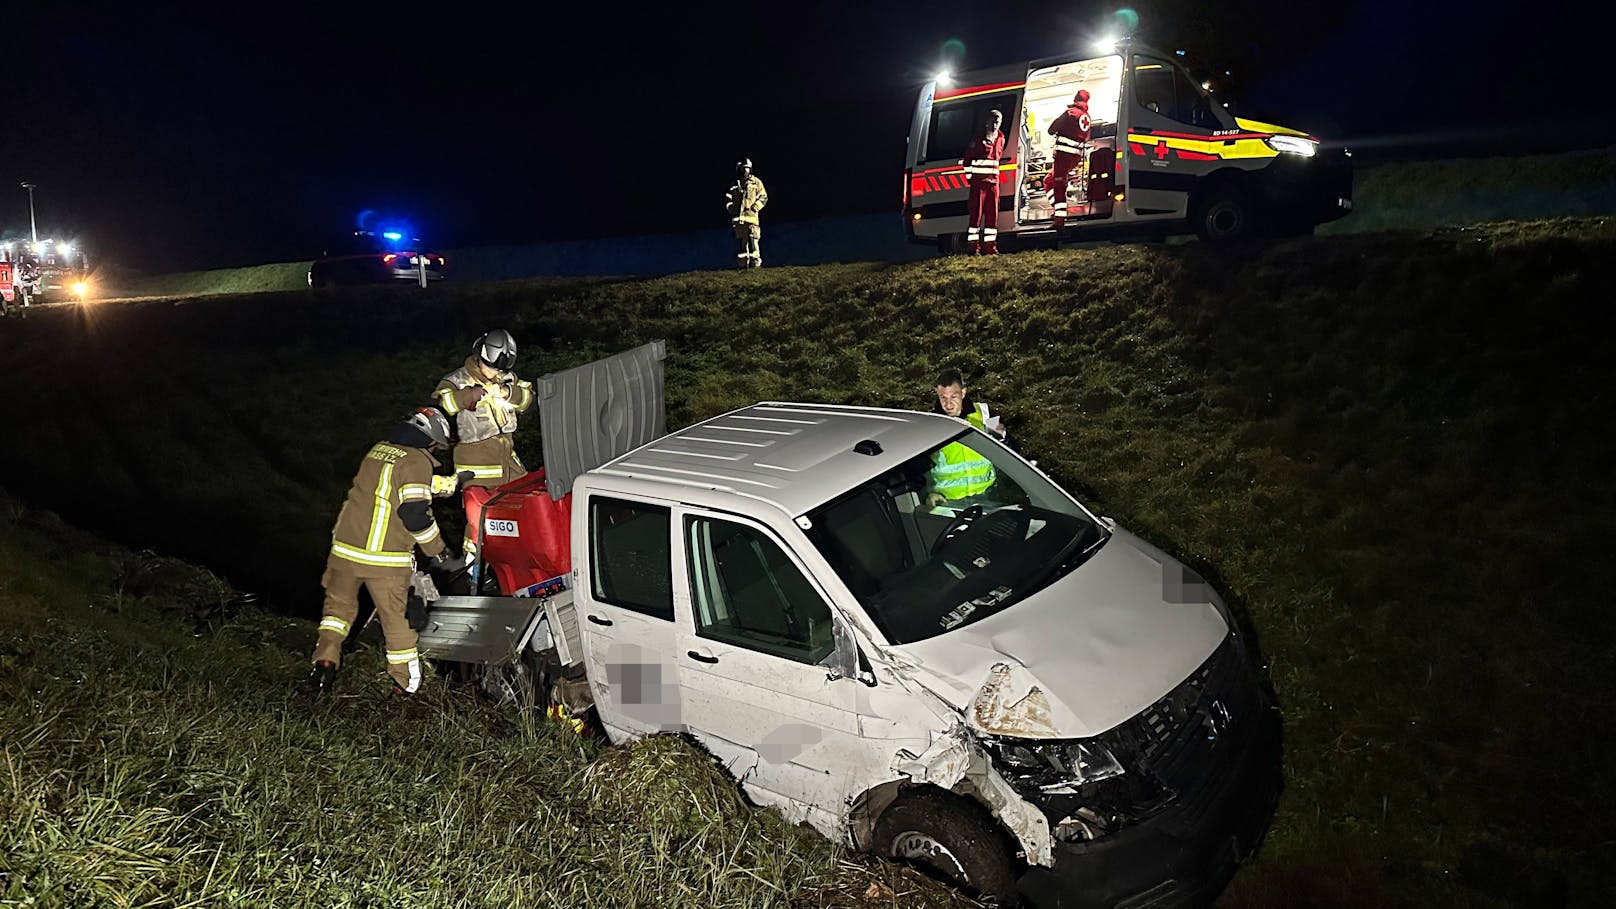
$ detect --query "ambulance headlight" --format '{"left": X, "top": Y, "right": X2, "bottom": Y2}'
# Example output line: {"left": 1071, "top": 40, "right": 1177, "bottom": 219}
{"left": 1265, "top": 135, "right": 1317, "bottom": 158}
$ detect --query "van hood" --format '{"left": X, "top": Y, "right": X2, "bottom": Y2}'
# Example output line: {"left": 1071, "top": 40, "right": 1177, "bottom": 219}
{"left": 891, "top": 527, "right": 1229, "bottom": 739}
{"left": 1236, "top": 116, "right": 1313, "bottom": 139}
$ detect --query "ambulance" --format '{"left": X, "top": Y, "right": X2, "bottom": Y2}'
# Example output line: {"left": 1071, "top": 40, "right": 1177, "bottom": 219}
{"left": 903, "top": 38, "right": 1353, "bottom": 249}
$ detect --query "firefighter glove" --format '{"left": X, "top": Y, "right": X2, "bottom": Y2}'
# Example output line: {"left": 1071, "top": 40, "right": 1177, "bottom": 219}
{"left": 431, "top": 551, "right": 470, "bottom": 574}
{"left": 457, "top": 470, "right": 475, "bottom": 489}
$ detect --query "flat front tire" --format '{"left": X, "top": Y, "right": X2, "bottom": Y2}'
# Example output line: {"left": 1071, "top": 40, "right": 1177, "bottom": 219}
{"left": 874, "top": 791, "right": 1020, "bottom": 905}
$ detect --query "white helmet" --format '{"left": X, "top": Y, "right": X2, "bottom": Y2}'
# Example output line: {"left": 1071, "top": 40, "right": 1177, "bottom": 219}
{"left": 476, "top": 329, "right": 517, "bottom": 372}
{"left": 404, "top": 407, "right": 452, "bottom": 450}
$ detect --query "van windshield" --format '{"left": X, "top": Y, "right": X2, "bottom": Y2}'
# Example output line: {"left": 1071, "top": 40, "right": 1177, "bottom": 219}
{"left": 801, "top": 429, "right": 1107, "bottom": 644}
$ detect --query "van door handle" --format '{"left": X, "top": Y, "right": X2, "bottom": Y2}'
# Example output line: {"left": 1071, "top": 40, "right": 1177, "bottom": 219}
{"left": 687, "top": 651, "right": 719, "bottom": 664}
{"left": 587, "top": 614, "right": 613, "bottom": 627}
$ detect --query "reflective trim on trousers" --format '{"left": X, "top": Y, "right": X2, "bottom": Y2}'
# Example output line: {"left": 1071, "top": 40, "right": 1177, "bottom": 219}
{"left": 330, "top": 541, "right": 414, "bottom": 568}
{"left": 319, "top": 616, "right": 351, "bottom": 635}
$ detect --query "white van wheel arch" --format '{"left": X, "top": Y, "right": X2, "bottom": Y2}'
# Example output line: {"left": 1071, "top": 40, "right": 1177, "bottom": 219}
{"left": 873, "top": 790, "right": 1021, "bottom": 905}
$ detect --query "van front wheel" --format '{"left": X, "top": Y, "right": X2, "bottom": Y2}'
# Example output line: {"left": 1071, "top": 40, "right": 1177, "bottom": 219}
{"left": 1194, "top": 188, "right": 1255, "bottom": 243}
{"left": 874, "top": 791, "right": 1020, "bottom": 905}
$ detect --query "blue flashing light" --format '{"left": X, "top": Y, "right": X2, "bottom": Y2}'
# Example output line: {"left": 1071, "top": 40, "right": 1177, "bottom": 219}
{"left": 1175, "top": 49, "right": 1186, "bottom": 56}
{"left": 382, "top": 231, "right": 403, "bottom": 241}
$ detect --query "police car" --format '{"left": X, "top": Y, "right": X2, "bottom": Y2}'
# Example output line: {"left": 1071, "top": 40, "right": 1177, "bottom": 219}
{"left": 308, "top": 230, "right": 446, "bottom": 288}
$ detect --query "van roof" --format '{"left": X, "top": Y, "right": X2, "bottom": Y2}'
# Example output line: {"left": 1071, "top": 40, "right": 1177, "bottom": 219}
{"left": 592, "top": 402, "right": 962, "bottom": 516}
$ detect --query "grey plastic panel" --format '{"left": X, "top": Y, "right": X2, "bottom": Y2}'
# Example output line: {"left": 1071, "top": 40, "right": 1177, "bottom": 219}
{"left": 537, "top": 340, "right": 667, "bottom": 499}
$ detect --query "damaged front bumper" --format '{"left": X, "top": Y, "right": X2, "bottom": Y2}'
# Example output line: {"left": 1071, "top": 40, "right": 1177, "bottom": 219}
{"left": 1015, "top": 700, "right": 1282, "bottom": 909}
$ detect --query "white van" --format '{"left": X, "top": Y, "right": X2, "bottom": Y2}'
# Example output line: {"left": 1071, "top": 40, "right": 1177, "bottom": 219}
{"left": 903, "top": 38, "right": 1353, "bottom": 248}
{"left": 420, "top": 344, "right": 1282, "bottom": 907}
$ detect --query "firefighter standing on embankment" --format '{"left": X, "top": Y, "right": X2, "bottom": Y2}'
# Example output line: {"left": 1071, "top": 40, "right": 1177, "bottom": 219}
{"left": 727, "top": 159, "right": 768, "bottom": 268}
{"left": 434, "top": 329, "right": 535, "bottom": 564}
{"left": 311, "top": 408, "right": 465, "bottom": 695}
{"left": 1047, "top": 90, "right": 1093, "bottom": 230}
{"left": 963, "top": 110, "right": 1006, "bottom": 254}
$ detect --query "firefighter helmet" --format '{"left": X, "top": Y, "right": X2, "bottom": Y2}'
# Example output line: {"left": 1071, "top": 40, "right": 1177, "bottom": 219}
{"left": 476, "top": 329, "right": 517, "bottom": 372}
{"left": 737, "top": 158, "right": 752, "bottom": 173}
{"left": 405, "top": 406, "right": 452, "bottom": 450}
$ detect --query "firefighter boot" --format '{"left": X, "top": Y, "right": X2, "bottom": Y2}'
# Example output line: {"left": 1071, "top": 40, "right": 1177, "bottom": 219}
{"left": 310, "top": 660, "right": 338, "bottom": 694}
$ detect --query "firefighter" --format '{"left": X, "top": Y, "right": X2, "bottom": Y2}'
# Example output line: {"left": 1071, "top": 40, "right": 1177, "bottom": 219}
{"left": 726, "top": 158, "right": 768, "bottom": 268}
{"left": 311, "top": 407, "right": 465, "bottom": 695}
{"left": 434, "top": 329, "right": 536, "bottom": 565}
{"left": 926, "top": 368, "right": 1009, "bottom": 506}
{"left": 963, "top": 110, "right": 1006, "bottom": 254}
{"left": 1047, "top": 90, "right": 1093, "bottom": 230}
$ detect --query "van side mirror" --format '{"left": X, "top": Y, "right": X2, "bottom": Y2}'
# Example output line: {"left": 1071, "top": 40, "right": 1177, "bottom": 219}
{"left": 825, "top": 619, "right": 875, "bottom": 686}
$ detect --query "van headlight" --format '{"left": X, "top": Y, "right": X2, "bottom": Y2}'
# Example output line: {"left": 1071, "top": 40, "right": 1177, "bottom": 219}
{"left": 984, "top": 736, "right": 1125, "bottom": 794}
{"left": 1265, "top": 135, "right": 1317, "bottom": 157}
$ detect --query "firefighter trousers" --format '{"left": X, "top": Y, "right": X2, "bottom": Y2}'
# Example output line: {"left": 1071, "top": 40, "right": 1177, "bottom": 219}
{"left": 313, "top": 560, "right": 421, "bottom": 692}
{"left": 733, "top": 222, "right": 761, "bottom": 268}
{"left": 1047, "top": 150, "right": 1086, "bottom": 227}
{"left": 967, "top": 179, "right": 999, "bottom": 253}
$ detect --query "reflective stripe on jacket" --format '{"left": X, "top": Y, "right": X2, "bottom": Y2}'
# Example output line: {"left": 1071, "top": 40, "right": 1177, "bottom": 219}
{"left": 330, "top": 442, "right": 445, "bottom": 573}
{"left": 728, "top": 175, "right": 768, "bottom": 226}
{"left": 1050, "top": 105, "right": 1092, "bottom": 156}
{"left": 434, "top": 356, "right": 535, "bottom": 446}
{"left": 962, "top": 132, "right": 1007, "bottom": 184}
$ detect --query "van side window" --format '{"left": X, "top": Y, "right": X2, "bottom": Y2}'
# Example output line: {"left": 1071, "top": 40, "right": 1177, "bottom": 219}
{"left": 1133, "top": 56, "right": 1217, "bottom": 129}
{"left": 589, "top": 497, "right": 673, "bottom": 621}
{"left": 924, "top": 93, "right": 1020, "bottom": 163}
{"left": 686, "top": 516, "right": 835, "bottom": 664}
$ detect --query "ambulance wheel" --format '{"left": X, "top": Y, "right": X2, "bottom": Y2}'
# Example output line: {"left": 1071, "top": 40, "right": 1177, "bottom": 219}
{"left": 937, "top": 233, "right": 967, "bottom": 256}
{"left": 1194, "top": 188, "right": 1255, "bottom": 243}
{"left": 874, "top": 790, "right": 1020, "bottom": 905}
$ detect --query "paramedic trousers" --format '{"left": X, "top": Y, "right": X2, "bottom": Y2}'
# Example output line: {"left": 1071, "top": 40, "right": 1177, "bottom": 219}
{"left": 1047, "top": 150, "right": 1085, "bottom": 228}
{"left": 967, "top": 179, "right": 999, "bottom": 254}
{"left": 313, "top": 560, "right": 421, "bottom": 693}
{"left": 733, "top": 221, "right": 761, "bottom": 268}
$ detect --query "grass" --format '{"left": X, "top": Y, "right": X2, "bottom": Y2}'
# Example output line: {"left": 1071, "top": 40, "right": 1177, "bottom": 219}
{"left": 1, "top": 216, "right": 1613, "bottom": 906}
{"left": 92, "top": 148, "right": 1616, "bottom": 299}
{"left": 0, "top": 493, "right": 972, "bottom": 908}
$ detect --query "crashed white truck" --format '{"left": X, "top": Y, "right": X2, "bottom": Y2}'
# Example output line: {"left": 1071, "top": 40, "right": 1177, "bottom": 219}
{"left": 419, "top": 341, "right": 1282, "bottom": 908}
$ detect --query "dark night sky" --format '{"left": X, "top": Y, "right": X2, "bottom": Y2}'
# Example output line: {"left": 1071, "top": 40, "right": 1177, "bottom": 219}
{"left": 3, "top": 0, "right": 1609, "bottom": 272}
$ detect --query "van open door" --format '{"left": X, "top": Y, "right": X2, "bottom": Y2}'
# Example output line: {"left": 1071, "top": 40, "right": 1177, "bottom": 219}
{"left": 1018, "top": 54, "right": 1126, "bottom": 228}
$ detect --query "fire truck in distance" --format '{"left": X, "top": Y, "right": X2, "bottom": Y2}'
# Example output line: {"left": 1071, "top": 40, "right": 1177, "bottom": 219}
{"left": 903, "top": 37, "right": 1353, "bottom": 250}
{"left": 0, "top": 239, "right": 90, "bottom": 315}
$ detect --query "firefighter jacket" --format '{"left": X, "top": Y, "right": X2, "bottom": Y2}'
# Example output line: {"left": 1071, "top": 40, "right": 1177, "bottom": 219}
{"left": 931, "top": 404, "right": 999, "bottom": 500}
{"left": 436, "top": 356, "right": 535, "bottom": 445}
{"left": 963, "top": 131, "right": 1007, "bottom": 186}
{"left": 727, "top": 176, "right": 768, "bottom": 226}
{"left": 1050, "top": 102, "right": 1092, "bottom": 156}
{"left": 329, "top": 442, "right": 448, "bottom": 575}
{"left": 435, "top": 356, "right": 535, "bottom": 485}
